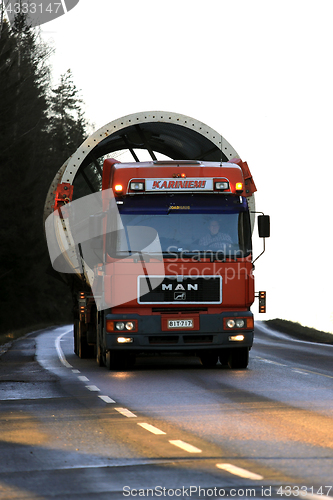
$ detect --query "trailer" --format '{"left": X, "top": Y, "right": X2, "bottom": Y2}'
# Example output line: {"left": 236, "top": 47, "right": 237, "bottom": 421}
{"left": 44, "top": 111, "right": 270, "bottom": 369}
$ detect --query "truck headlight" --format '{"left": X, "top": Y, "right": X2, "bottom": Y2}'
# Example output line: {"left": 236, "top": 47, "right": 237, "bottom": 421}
{"left": 226, "top": 319, "right": 235, "bottom": 328}
{"left": 106, "top": 319, "right": 138, "bottom": 333}
{"left": 224, "top": 317, "right": 253, "bottom": 330}
{"left": 116, "top": 322, "right": 125, "bottom": 330}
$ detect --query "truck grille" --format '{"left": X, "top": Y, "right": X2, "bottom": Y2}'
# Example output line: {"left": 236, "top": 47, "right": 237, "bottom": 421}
{"left": 138, "top": 275, "right": 222, "bottom": 304}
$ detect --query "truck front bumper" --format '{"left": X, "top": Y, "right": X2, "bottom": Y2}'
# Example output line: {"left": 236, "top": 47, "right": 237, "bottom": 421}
{"left": 104, "top": 311, "right": 254, "bottom": 352}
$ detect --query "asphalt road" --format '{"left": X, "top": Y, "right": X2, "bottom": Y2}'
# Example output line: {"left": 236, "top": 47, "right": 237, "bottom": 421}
{"left": 0, "top": 323, "right": 332, "bottom": 499}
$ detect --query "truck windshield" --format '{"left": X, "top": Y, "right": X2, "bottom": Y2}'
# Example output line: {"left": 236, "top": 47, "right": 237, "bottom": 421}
{"left": 109, "top": 195, "right": 252, "bottom": 259}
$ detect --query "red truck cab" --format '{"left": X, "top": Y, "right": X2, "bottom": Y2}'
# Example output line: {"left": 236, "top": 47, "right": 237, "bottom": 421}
{"left": 96, "top": 159, "right": 258, "bottom": 369}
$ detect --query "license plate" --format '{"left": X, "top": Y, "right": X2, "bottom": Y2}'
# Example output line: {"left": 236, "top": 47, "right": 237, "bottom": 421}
{"left": 168, "top": 319, "right": 193, "bottom": 329}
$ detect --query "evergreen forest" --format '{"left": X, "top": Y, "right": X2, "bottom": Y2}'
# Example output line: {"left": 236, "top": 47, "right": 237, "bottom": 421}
{"left": 0, "top": 12, "right": 90, "bottom": 335}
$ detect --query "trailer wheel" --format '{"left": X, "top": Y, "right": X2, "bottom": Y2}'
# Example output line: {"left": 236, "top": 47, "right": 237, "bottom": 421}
{"left": 228, "top": 347, "right": 249, "bottom": 369}
{"left": 199, "top": 352, "right": 218, "bottom": 368}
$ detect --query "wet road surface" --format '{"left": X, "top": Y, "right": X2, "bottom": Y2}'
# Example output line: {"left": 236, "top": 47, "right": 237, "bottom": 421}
{"left": 0, "top": 323, "right": 332, "bottom": 499}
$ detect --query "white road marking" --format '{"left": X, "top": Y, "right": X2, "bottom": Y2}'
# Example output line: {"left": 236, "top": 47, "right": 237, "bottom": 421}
{"left": 299, "top": 494, "right": 333, "bottom": 500}
{"left": 138, "top": 423, "right": 166, "bottom": 435}
{"left": 279, "top": 491, "right": 333, "bottom": 500}
{"left": 98, "top": 395, "right": 116, "bottom": 403}
{"left": 293, "top": 370, "right": 309, "bottom": 375}
{"left": 292, "top": 368, "right": 333, "bottom": 380}
{"left": 256, "top": 356, "right": 333, "bottom": 380}
{"left": 256, "top": 357, "right": 286, "bottom": 366}
{"left": 55, "top": 331, "right": 73, "bottom": 368}
{"left": 78, "top": 376, "right": 89, "bottom": 382}
{"left": 115, "top": 407, "right": 137, "bottom": 418}
{"left": 86, "top": 385, "right": 100, "bottom": 392}
{"left": 216, "top": 463, "right": 263, "bottom": 480}
{"left": 72, "top": 369, "right": 80, "bottom": 374}
{"left": 169, "top": 440, "right": 202, "bottom": 453}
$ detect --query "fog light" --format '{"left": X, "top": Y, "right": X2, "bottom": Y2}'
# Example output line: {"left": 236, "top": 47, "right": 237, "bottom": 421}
{"left": 235, "top": 319, "right": 245, "bottom": 328}
{"left": 116, "top": 322, "right": 125, "bottom": 330}
{"left": 226, "top": 319, "right": 235, "bottom": 328}
{"left": 117, "top": 337, "right": 133, "bottom": 344}
{"left": 229, "top": 334, "right": 245, "bottom": 341}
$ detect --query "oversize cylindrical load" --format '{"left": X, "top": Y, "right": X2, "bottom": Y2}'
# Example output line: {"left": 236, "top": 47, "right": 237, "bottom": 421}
{"left": 44, "top": 111, "right": 255, "bottom": 284}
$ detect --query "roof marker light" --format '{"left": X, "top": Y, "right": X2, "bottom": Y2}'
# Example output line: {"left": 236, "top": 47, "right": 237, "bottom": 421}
{"left": 130, "top": 181, "right": 144, "bottom": 191}
{"left": 173, "top": 173, "right": 187, "bottom": 178}
{"left": 215, "top": 181, "right": 229, "bottom": 190}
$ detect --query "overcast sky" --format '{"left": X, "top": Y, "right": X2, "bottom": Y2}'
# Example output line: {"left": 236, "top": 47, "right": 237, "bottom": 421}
{"left": 40, "top": 0, "right": 333, "bottom": 333}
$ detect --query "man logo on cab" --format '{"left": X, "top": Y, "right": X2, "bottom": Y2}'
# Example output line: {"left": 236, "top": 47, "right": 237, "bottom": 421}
{"left": 174, "top": 292, "right": 186, "bottom": 300}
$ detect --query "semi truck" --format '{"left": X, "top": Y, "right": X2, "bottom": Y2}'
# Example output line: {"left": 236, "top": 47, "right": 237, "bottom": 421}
{"left": 44, "top": 111, "right": 269, "bottom": 370}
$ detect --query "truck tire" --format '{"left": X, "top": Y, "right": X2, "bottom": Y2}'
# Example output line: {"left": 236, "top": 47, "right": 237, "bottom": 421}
{"left": 105, "top": 350, "right": 135, "bottom": 371}
{"left": 228, "top": 347, "right": 249, "bottom": 369}
{"left": 218, "top": 350, "right": 229, "bottom": 366}
{"left": 73, "top": 320, "right": 79, "bottom": 355}
{"left": 78, "top": 320, "right": 94, "bottom": 359}
{"left": 96, "top": 314, "right": 105, "bottom": 367}
{"left": 199, "top": 351, "right": 218, "bottom": 368}
{"left": 96, "top": 337, "right": 105, "bottom": 367}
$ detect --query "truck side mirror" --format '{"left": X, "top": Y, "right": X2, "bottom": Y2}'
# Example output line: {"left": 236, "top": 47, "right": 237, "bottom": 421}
{"left": 258, "top": 215, "right": 270, "bottom": 238}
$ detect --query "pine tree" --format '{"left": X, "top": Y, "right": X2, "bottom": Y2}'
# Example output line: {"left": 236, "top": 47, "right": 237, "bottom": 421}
{"left": 0, "top": 15, "right": 49, "bottom": 329}
{"left": 48, "top": 69, "right": 88, "bottom": 168}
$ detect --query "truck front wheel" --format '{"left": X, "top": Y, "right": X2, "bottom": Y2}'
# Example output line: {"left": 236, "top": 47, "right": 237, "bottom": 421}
{"left": 105, "top": 350, "right": 135, "bottom": 371}
{"left": 96, "top": 334, "right": 105, "bottom": 367}
{"left": 227, "top": 347, "right": 249, "bottom": 369}
{"left": 199, "top": 351, "right": 218, "bottom": 368}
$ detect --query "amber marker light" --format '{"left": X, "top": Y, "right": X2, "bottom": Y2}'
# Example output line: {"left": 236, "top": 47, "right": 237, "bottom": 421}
{"left": 181, "top": 173, "right": 186, "bottom": 178}
{"left": 235, "top": 182, "right": 243, "bottom": 191}
{"left": 114, "top": 184, "right": 123, "bottom": 193}
{"left": 106, "top": 320, "right": 114, "bottom": 332}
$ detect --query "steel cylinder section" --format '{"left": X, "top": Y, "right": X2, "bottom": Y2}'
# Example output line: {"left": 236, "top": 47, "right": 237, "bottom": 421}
{"left": 43, "top": 111, "right": 256, "bottom": 288}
